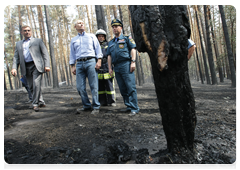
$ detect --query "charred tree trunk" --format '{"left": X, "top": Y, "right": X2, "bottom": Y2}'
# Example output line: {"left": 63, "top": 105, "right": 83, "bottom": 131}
{"left": 129, "top": 5, "right": 196, "bottom": 161}
{"left": 95, "top": 5, "right": 108, "bottom": 38}
{"left": 219, "top": 5, "right": 236, "bottom": 87}
{"left": 203, "top": 5, "right": 217, "bottom": 85}
{"left": 44, "top": 5, "right": 59, "bottom": 88}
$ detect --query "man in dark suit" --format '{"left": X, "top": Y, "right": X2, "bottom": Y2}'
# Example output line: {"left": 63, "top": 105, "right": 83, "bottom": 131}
{"left": 11, "top": 25, "right": 50, "bottom": 112}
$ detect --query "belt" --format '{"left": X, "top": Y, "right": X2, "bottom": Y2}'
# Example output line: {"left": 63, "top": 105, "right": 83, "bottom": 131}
{"left": 25, "top": 61, "right": 34, "bottom": 66}
{"left": 77, "top": 57, "right": 95, "bottom": 61}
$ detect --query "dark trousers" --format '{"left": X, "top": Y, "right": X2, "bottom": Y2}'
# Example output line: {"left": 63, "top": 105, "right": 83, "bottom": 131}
{"left": 25, "top": 62, "right": 45, "bottom": 107}
{"left": 98, "top": 73, "right": 116, "bottom": 105}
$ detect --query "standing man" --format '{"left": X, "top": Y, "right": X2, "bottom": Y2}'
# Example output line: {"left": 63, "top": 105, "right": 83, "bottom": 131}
{"left": 11, "top": 25, "right": 50, "bottom": 112}
{"left": 69, "top": 20, "right": 103, "bottom": 115}
{"left": 95, "top": 29, "right": 116, "bottom": 107}
{"left": 107, "top": 19, "right": 139, "bottom": 116}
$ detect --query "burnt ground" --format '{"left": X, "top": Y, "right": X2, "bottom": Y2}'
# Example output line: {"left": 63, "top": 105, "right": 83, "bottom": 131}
{"left": 4, "top": 78, "right": 236, "bottom": 164}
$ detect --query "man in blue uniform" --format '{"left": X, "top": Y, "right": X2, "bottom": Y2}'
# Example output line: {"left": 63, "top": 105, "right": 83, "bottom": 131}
{"left": 107, "top": 19, "right": 139, "bottom": 116}
{"left": 96, "top": 29, "right": 116, "bottom": 106}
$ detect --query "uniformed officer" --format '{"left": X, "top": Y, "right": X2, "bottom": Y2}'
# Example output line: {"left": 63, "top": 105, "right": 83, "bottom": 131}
{"left": 96, "top": 29, "right": 116, "bottom": 106}
{"left": 107, "top": 19, "right": 140, "bottom": 116}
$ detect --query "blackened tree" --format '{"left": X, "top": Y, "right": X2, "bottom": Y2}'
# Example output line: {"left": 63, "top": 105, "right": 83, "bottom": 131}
{"left": 129, "top": 5, "right": 196, "bottom": 161}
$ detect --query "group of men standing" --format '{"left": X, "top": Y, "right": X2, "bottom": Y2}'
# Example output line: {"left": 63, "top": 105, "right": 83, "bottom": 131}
{"left": 11, "top": 18, "right": 140, "bottom": 116}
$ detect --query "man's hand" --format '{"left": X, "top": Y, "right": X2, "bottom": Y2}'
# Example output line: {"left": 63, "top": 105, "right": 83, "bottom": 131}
{"left": 71, "top": 65, "right": 76, "bottom": 75}
{"left": 109, "top": 68, "right": 113, "bottom": 77}
{"left": 130, "top": 62, "right": 136, "bottom": 73}
{"left": 95, "top": 58, "right": 102, "bottom": 70}
{"left": 45, "top": 67, "right": 50, "bottom": 72}
{"left": 11, "top": 69, "right": 17, "bottom": 77}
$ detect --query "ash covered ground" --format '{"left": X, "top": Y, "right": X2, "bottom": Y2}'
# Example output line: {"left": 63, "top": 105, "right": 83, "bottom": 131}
{"left": 4, "top": 78, "right": 236, "bottom": 164}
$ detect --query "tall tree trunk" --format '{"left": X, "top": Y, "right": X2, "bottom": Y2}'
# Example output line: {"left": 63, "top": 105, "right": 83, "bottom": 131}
{"left": 38, "top": 5, "right": 48, "bottom": 51}
{"left": 95, "top": 5, "right": 108, "bottom": 38}
{"left": 4, "top": 47, "right": 13, "bottom": 90}
{"left": 30, "top": 6, "right": 39, "bottom": 38}
{"left": 219, "top": 5, "right": 236, "bottom": 87}
{"left": 44, "top": 5, "right": 59, "bottom": 88}
{"left": 4, "top": 71, "right": 7, "bottom": 90}
{"left": 118, "top": 5, "right": 125, "bottom": 34}
{"left": 204, "top": 5, "right": 217, "bottom": 85}
{"left": 26, "top": 5, "right": 35, "bottom": 38}
{"left": 209, "top": 5, "right": 224, "bottom": 82}
{"left": 7, "top": 6, "right": 16, "bottom": 55}
{"left": 61, "top": 5, "right": 73, "bottom": 86}
{"left": 85, "top": 5, "right": 92, "bottom": 33}
{"left": 194, "top": 6, "right": 211, "bottom": 84}
{"left": 37, "top": 5, "right": 44, "bottom": 40}
{"left": 17, "top": 5, "right": 23, "bottom": 40}
{"left": 127, "top": 6, "right": 134, "bottom": 37}
{"left": 138, "top": 53, "right": 145, "bottom": 84}
{"left": 106, "top": 5, "right": 114, "bottom": 39}
{"left": 112, "top": 5, "right": 118, "bottom": 18}
{"left": 135, "top": 52, "right": 143, "bottom": 86}
{"left": 130, "top": 6, "right": 196, "bottom": 160}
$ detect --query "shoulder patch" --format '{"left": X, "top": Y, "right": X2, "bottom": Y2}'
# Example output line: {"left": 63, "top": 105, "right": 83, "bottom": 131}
{"left": 130, "top": 38, "right": 135, "bottom": 44}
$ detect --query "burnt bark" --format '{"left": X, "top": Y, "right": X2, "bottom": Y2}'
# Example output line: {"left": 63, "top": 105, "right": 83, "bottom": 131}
{"left": 129, "top": 5, "right": 196, "bottom": 158}
{"left": 95, "top": 5, "right": 108, "bottom": 39}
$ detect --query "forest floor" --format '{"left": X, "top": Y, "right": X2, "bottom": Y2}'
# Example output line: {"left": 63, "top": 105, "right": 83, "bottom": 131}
{"left": 4, "top": 78, "right": 236, "bottom": 165}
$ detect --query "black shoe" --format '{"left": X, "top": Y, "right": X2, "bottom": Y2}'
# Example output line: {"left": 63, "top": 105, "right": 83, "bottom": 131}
{"left": 39, "top": 103, "right": 46, "bottom": 108}
{"left": 120, "top": 108, "right": 131, "bottom": 112}
{"left": 77, "top": 107, "right": 92, "bottom": 114}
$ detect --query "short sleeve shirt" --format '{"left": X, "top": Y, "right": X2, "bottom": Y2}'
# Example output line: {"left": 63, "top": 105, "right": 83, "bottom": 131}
{"left": 106, "top": 34, "right": 136, "bottom": 65}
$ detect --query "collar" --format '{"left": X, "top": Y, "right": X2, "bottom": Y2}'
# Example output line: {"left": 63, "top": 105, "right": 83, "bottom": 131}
{"left": 23, "top": 37, "right": 32, "bottom": 42}
{"left": 114, "top": 33, "right": 124, "bottom": 41}
{"left": 78, "top": 31, "right": 85, "bottom": 36}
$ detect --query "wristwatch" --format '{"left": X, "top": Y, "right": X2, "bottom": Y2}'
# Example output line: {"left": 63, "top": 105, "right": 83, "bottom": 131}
{"left": 131, "top": 59, "right": 136, "bottom": 63}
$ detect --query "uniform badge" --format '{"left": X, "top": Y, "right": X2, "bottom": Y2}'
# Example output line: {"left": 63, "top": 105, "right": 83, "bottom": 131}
{"left": 130, "top": 38, "right": 135, "bottom": 44}
{"left": 113, "top": 19, "right": 116, "bottom": 22}
{"left": 119, "top": 44, "right": 124, "bottom": 49}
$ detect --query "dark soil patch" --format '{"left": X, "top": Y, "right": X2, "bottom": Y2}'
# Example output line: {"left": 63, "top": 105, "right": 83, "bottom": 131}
{"left": 4, "top": 79, "right": 236, "bottom": 164}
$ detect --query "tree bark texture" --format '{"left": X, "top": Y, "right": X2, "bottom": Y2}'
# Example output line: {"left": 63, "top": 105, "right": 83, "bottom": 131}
{"left": 118, "top": 5, "right": 125, "bottom": 34}
{"left": 85, "top": 5, "right": 92, "bottom": 33}
{"left": 194, "top": 6, "right": 211, "bottom": 84}
{"left": 95, "top": 5, "right": 108, "bottom": 38}
{"left": 219, "top": 5, "right": 236, "bottom": 87}
{"left": 44, "top": 5, "right": 59, "bottom": 88}
{"left": 112, "top": 5, "right": 118, "bottom": 19}
{"left": 25, "top": 6, "right": 35, "bottom": 38}
{"left": 208, "top": 6, "right": 224, "bottom": 82}
{"left": 17, "top": 5, "right": 23, "bottom": 40}
{"left": 30, "top": 6, "right": 39, "bottom": 38}
{"left": 129, "top": 5, "right": 196, "bottom": 154}
{"left": 203, "top": 5, "right": 217, "bottom": 85}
